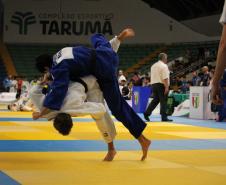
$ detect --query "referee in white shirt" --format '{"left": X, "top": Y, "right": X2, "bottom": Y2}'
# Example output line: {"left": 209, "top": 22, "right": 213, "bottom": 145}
{"left": 144, "top": 53, "right": 173, "bottom": 122}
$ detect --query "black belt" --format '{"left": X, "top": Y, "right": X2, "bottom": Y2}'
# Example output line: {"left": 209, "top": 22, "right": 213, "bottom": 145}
{"left": 72, "top": 78, "right": 88, "bottom": 93}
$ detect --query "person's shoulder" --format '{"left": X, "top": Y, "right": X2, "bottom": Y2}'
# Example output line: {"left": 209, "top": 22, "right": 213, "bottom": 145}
{"left": 151, "top": 61, "right": 159, "bottom": 67}
{"left": 53, "top": 47, "right": 74, "bottom": 65}
{"left": 163, "top": 63, "right": 168, "bottom": 69}
{"left": 58, "top": 47, "right": 73, "bottom": 57}
{"left": 157, "top": 61, "right": 167, "bottom": 68}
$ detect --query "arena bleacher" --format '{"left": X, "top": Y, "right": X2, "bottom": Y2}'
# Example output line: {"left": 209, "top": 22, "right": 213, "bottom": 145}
{"left": 6, "top": 40, "right": 218, "bottom": 80}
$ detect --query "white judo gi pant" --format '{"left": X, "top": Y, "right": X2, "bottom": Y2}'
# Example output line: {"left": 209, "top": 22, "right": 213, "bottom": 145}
{"left": 29, "top": 76, "right": 116, "bottom": 143}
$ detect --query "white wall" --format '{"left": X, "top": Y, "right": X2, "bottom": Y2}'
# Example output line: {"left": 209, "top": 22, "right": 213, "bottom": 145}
{"left": 181, "top": 15, "right": 222, "bottom": 37}
{"left": 3, "top": 0, "right": 220, "bottom": 44}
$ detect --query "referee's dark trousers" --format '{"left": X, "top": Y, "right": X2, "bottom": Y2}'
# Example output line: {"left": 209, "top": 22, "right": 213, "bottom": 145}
{"left": 145, "top": 83, "right": 168, "bottom": 119}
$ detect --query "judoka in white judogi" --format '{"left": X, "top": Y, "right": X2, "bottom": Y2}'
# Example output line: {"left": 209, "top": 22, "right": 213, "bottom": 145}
{"left": 30, "top": 75, "right": 116, "bottom": 144}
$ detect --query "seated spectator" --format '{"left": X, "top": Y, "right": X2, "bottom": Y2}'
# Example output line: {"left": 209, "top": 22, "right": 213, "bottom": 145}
{"left": 119, "top": 79, "right": 127, "bottom": 94}
{"left": 3, "top": 75, "right": 12, "bottom": 92}
{"left": 122, "top": 86, "right": 131, "bottom": 100}
{"left": 118, "top": 70, "right": 126, "bottom": 84}
{"left": 179, "top": 76, "right": 189, "bottom": 94}
{"left": 142, "top": 77, "right": 151, "bottom": 87}
{"left": 171, "top": 76, "right": 180, "bottom": 93}
{"left": 131, "top": 71, "right": 142, "bottom": 86}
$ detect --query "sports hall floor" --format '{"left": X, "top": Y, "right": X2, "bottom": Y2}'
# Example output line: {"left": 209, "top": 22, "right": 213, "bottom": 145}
{"left": 0, "top": 105, "right": 226, "bottom": 185}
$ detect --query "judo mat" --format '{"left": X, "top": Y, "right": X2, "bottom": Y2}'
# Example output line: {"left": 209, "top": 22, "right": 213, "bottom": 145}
{"left": 0, "top": 110, "right": 226, "bottom": 185}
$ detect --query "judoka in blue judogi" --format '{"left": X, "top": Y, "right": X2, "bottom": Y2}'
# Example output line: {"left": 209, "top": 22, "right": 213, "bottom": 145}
{"left": 34, "top": 28, "right": 151, "bottom": 160}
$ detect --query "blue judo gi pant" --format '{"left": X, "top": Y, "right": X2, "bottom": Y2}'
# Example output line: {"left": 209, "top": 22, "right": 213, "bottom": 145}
{"left": 90, "top": 35, "right": 147, "bottom": 138}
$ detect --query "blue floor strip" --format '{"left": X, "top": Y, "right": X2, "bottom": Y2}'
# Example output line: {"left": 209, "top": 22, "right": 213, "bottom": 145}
{"left": 171, "top": 116, "right": 226, "bottom": 130}
{"left": 0, "top": 139, "right": 226, "bottom": 152}
{"left": 137, "top": 114, "right": 226, "bottom": 130}
{"left": 0, "top": 171, "right": 21, "bottom": 185}
{"left": 1, "top": 114, "right": 226, "bottom": 129}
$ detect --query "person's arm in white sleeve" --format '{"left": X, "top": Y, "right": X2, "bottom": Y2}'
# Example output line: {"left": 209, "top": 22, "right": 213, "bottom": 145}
{"left": 29, "top": 84, "right": 45, "bottom": 112}
{"left": 109, "top": 36, "right": 121, "bottom": 53}
{"left": 109, "top": 28, "right": 135, "bottom": 52}
{"left": 29, "top": 84, "right": 52, "bottom": 120}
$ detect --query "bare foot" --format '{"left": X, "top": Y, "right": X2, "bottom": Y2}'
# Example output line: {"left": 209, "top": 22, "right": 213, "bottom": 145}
{"left": 103, "top": 150, "right": 117, "bottom": 161}
{"left": 138, "top": 135, "right": 151, "bottom": 161}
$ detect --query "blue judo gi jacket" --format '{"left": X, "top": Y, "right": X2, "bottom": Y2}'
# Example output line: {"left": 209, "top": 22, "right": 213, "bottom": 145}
{"left": 43, "top": 34, "right": 118, "bottom": 110}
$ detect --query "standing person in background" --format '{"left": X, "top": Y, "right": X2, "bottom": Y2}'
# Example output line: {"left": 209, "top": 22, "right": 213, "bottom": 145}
{"left": 144, "top": 53, "right": 172, "bottom": 122}
{"left": 212, "top": 0, "right": 226, "bottom": 105}
{"left": 200, "top": 66, "right": 210, "bottom": 86}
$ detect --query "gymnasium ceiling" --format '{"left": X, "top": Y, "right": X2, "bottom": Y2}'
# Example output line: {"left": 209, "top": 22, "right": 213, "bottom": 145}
{"left": 142, "top": 0, "right": 225, "bottom": 21}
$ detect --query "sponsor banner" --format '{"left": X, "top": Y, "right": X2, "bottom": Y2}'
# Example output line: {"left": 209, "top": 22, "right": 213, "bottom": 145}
{"left": 4, "top": 0, "right": 212, "bottom": 44}
{"left": 4, "top": 0, "right": 116, "bottom": 43}
{"left": 132, "top": 86, "right": 151, "bottom": 113}
{"left": 192, "top": 93, "right": 200, "bottom": 109}
{"left": 134, "top": 91, "right": 139, "bottom": 106}
{"left": 189, "top": 87, "right": 210, "bottom": 119}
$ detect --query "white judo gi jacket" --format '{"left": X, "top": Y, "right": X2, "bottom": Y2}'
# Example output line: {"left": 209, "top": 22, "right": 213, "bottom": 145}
{"left": 30, "top": 76, "right": 116, "bottom": 143}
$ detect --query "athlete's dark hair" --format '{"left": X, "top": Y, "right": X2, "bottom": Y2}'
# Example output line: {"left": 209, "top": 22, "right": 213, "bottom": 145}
{"left": 35, "top": 54, "right": 53, "bottom": 73}
{"left": 53, "top": 113, "right": 73, "bottom": 136}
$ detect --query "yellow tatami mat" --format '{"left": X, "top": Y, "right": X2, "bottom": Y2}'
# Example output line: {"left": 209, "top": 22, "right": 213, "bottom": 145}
{"left": 0, "top": 111, "right": 226, "bottom": 185}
